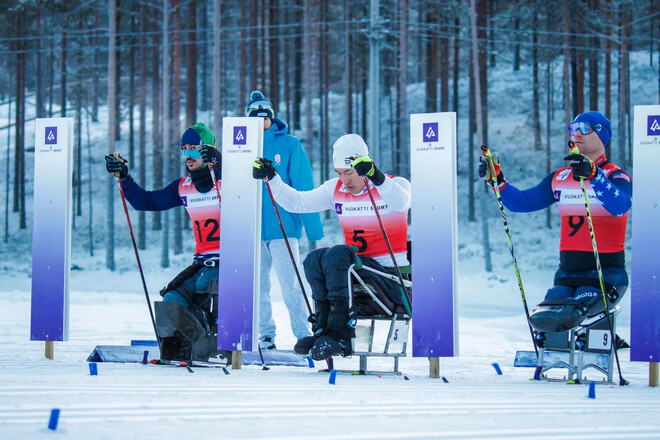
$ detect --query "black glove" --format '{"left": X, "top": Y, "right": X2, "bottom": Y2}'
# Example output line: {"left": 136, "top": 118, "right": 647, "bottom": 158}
{"left": 564, "top": 153, "right": 596, "bottom": 181}
{"left": 252, "top": 157, "right": 277, "bottom": 180}
{"left": 351, "top": 156, "right": 385, "bottom": 186}
{"left": 200, "top": 144, "right": 222, "bottom": 167}
{"left": 105, "top": 153, "right": 129, "bottom": 179}
{"left": 478, "top": 149, "right": 504, "bottom": 185}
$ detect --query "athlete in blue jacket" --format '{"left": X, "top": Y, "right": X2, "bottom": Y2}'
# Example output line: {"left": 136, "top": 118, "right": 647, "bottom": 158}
{"left": 479, "top": 111, "right": 632, "bottom": 335}
{"left": 246, "top": 91, "right": 324, "bottom": 350}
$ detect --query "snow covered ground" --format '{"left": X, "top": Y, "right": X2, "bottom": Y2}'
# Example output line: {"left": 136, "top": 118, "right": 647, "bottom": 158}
{"left": 1, "top": 250, "right": 659, "bottom": 439}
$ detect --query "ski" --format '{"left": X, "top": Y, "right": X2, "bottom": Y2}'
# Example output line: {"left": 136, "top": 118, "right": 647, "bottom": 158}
{"left": 150, "top": 359, "right": 230, "bottom": 374}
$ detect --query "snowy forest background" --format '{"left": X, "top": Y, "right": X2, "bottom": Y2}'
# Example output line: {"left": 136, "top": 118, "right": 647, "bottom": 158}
{"left": 1, "top": 0, "right": 659, "bottom": 281}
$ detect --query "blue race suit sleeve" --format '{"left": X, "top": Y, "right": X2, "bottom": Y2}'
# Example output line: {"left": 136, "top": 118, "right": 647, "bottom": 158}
{"left": 499, "top": 172, "right": 556, "bottom": 213}
{"left": 589, "top": 168, "right": 632, "bottom": 216}
{"left": 288, "top": 140, "right": 324, "bottom": 241}
{"left": 120, "top": 175, "right": 182, "bottom": 211}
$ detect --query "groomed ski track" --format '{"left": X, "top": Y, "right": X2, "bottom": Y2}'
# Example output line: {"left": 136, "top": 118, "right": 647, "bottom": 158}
{"left": 1, "top": 288, "right": 658, "bottom": 439}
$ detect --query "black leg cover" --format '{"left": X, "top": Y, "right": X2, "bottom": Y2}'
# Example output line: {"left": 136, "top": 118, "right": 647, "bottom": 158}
{"left": 155, "top": 301, "right": 220, "bottom": 361}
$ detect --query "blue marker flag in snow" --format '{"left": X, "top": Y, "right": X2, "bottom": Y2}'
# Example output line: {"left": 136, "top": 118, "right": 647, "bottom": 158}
{"left": 306, "top": 356, "right": 314, "bottom": 368}
{"left": 410, "top": 113, "right": 459, "bottom": 358}
{"left": 329, "top": 369, "right": 337, "bottom": 385}
{"left": 31, "top": 118, "right": 74, "bottom": 343}
{"left": 89, "top": 362, "right": 98, "bottom": 376}
{"left": 631, "top": 106, "right": 660, "bottom": 363}
{"left": 48, "top": 408, "right": 60, "bottom": 430}
{"left": 491, "top": 362, "right": 503, "bottom": 375}
{"left": 588, "top": 381, "right": 596, "bottom": 399}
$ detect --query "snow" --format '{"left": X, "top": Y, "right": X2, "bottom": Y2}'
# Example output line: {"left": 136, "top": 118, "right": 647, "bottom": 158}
{"left": 1, "top": 52, "right": 660, "bottom": 438}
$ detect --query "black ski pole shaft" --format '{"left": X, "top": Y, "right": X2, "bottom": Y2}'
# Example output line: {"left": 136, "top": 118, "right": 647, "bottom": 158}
{"left": 263, "top": 178, "right": 314, "bottom": 316}
{"left": 570, "top": 144, "right": 628, "bottom": 386}
{"left": 481, "top": 146, "right": 538, "bottom": 357}
{"left": 363, "top": 177, "right": 412, "bottom": 317}
{"left": 115, "top": 176, "right": 159, "bottom": 344}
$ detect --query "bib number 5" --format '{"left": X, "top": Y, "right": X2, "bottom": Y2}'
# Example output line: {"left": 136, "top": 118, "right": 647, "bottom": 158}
{"left": 352, "top": 229, "right": 368, "bottom": 252}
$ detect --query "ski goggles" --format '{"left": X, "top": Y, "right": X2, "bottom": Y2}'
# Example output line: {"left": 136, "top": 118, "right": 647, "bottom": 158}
{"left": 568, "top": 121, "right": 599, "bottom": 136}
{"left": 181, "top": 145, "right": 201, "bottom": 160}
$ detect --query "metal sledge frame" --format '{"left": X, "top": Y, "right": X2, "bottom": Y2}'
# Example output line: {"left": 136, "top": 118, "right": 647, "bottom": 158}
{"left": 535, "top": 306, "right": 621, "bottom": 383}
{"left": 343, "top": 263, "right": 412, "bottom": 375}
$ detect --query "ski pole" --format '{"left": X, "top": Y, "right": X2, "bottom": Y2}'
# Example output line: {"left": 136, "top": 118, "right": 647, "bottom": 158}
{"left": 262, "top": 177, "right": 314, "bottom": 317}
{"left": 109, "top": 160, "right": 159, "bottom": 347}
{"left": 362, "top": 177, "right": 412, "bottom": 317}
{"left": 207, "top": 162, "right": 222, "bottom": 208}
{"left": 568, "top": 143, "right": 628, "bottom": 386}
{"left": 481, "top": 146, "right": 538, "bottom": 357}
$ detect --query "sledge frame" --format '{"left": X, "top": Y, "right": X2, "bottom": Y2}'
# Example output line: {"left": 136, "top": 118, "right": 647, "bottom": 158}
{"left": 535, "top": 306, "right": 620, "bottom": 384}
{"left": 341, "top": 264, "right": 411, "bottom": 376}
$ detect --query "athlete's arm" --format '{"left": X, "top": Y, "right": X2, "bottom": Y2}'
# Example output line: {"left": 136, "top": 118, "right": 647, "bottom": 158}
{"left": 500, "top": 172, "right": 556, "bottom": 212}
{"left": 376, "top": 176, "right": 411, "bottom": 213}
{"left": 268, "top": 175, "right": 335, "bottom": 213}
{"left": 590, "top": 168, "right": 632, "bottom": 216}
{"left": 121, "top": 176, "right": 183, "bottom": 211}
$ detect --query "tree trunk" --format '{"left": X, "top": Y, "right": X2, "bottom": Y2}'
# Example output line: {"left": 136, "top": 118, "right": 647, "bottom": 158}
{"left": 186, "top": 0, "right": 198, "bottom": 127}
{"left": 35, "top": 3, "right": 45, "bottom": 118}
{"left": 589, "top": 0, "right": 600, "bottom": 110}
{"left": 60, "top": 0, "right": 67, "bottom": 117}
{"left": 562, "top": 0, "right": 572, "bottom": 127}
{"left": 453, "top": 14, "right": 459, "bottom": 116}
{"left": 425, "top": 4, "right": 437, "bottom": 112}
{"left": 269, "top": 0, "right": 279, "bottom": 112}
{"left": 304, "top": 0, "right": 313, "bottom": 162}
{"left": 513, "top": 16, "right": 520, "bottom": 71}
{"left": 172, "top": 0, "right": 183, "bottom": 256}
{"left": 162, "top": 0, "right": 171, "bottom": 269}
{"left": 115, "top": 0, "right": 121, "bottom": 140}
{"left": 532, "top": 3, "right": 541, "bottom": 150}
{"left": 213, "top": 0, "right": 222, "bottom": 133}
{"left": 618, "top": 5, "right": 629, "bottom": 169}
{"left": 107, "top": 0, "right": 117, "bottom": 271}
{"left": 92, "top": 9, "right": 99, "bottom": 121}
{"left": 397, "top": 0, "right": 408, "bottom": 175}
{"left": 471, "top": 0, "right": 491, "bottom": 271}
{"left": 152, "top": 13, "right": 162, "bottom": 231}
{"left": 128, "top": 13, "right": 136, "bottom": 165}
{"left": 138, "top": 1, "right": 148, "bottom": 250}
{"left": 345, "top": 1, "right": 353, "bottom": 132}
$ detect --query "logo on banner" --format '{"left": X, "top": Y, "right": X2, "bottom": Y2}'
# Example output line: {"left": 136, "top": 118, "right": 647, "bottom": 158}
{"left": 274, "top": 154, "right": 281, "bottom": 164}
{"left": 334, "top": 203, "right": 343, "bottom": 214}
{"left": 649, "top": 116, "right": 660, "bottom": 136}
{"left": 234, "top": 126, "right": 247, "bottom": 145}
{"left": 422, "top": 122, "right": 439, "bottom": 143}
{"left": 45, "top": 127, "right": 57, "bottom": 145}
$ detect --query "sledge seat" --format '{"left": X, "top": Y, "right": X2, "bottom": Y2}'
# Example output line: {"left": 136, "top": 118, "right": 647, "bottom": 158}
{"left": 346, "top": 263, "right": 412, "bottom": 375}
{"left": 533, "top": 305, "right": 621, "bottom": 383}
{"left": 155, "top": 281, "right": 225, "bottom": 362}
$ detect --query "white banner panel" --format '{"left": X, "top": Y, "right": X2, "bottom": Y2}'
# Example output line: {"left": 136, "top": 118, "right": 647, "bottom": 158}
{"left": 30, "top": 118, "right": 74, "bottom": 341}
{"left": 410, "top": 112, "right": 458, "bottom": 357}
{"left": 631, "top": 105, "right": 660, "bottom": 362}
{"left": 217, "top": 117, "right": 263, "bottom": 351}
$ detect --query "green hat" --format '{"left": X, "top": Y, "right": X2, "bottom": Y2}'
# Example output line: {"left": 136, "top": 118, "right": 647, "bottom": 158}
{"left": 181, "top": 122, "right": 216, "bottom": 147}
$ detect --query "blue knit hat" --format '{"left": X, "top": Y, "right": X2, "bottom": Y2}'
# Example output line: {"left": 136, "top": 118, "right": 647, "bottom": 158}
{"left": 180, "top": 122, "right": 215, "bottom": 147}
{"left": 573, "top": 111, "right": 611, "bottom": 147}
{"left": 246, "top": 91, "right": 274, "bottom": 119}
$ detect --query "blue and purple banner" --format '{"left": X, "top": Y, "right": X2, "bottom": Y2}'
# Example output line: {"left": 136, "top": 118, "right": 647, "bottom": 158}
{"left": 217, "top": 117, "right": 263, "bottom": 352}
{"left": 30, "top": 118, "right": 74, "bottom": 341}
{"left": 631, "top": 105, "right": 660, "bottom": 363}
{"left": 410, "top": 113, "right": 459, "bottom": 357}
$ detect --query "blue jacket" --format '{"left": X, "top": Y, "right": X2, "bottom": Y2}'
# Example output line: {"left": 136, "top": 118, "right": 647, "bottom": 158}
{"left": 262, "top": 118, "right": 324, "bottom": 241}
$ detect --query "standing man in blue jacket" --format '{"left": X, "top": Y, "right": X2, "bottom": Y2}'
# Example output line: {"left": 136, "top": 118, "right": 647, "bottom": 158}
{"left": 246, "top": 91, "right": 324, "bottom": 350}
